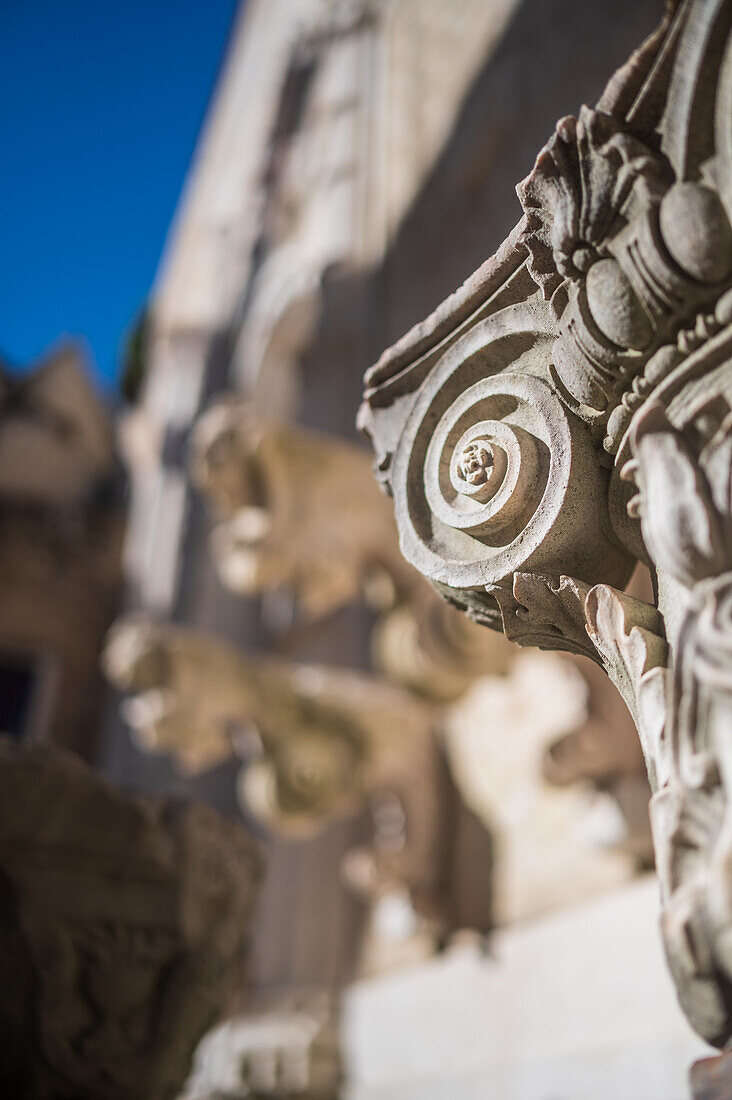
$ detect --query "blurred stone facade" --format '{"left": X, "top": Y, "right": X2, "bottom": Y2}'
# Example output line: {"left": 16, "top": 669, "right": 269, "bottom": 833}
{"left": 97, "top": 1, "right": 702, "bottom": 1097}
{"left": 0, "top": 344, "right": 123, "bottom": 759}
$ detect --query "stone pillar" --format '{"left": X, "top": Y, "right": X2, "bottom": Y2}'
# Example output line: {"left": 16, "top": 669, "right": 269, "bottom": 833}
{"left": 360, "top": 0, "right": 732, "bottom": 1051}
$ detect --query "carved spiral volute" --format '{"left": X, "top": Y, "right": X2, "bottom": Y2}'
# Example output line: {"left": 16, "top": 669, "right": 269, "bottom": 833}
{"left": 389, "top": 315, "right": 634, "bottom": 604}
{"left": 425, "top": 392, "right": 541, "bottom": 542}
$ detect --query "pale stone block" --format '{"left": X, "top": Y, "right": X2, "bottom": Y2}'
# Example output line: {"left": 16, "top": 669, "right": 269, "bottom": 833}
{"left": 343, "top": 879, "right": 711, "bottom": 1100}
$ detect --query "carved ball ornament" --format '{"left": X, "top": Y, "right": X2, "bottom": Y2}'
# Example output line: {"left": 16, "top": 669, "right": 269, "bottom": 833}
{"left": 456, "top": 438, "right": 497, "bottom": 488}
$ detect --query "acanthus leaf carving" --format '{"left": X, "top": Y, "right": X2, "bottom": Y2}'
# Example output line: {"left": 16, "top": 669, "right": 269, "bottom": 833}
{"left": 622, "top": 402, "right": 732, "bottom": 1045}
{"left": 584, "top": 582, "right": 669, "bottom": 790}
{"left": 491, "top": 572, "right": 596, "bottom": 661}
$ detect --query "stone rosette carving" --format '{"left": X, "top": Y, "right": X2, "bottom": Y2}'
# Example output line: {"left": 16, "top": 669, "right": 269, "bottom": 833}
{"left": 0, "top": 738, "right": 261, "bottom": 1100}
{"left": 360, "top": 0, "right": 732, "bottom": 1050}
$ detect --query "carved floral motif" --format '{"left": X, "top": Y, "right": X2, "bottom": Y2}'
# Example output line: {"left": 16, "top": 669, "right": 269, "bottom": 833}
{"left": 517, "top": 106, "right": 669, "bottom": 308}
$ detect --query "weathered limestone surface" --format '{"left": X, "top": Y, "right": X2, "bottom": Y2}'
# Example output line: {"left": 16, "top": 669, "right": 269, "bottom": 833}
{"left": 0, "top": 739, "right": 261, "bottom": 1100}
{"left": 361, "top": 0, "right": 732, "bottom": 1047}
{"left": 104, "top": 1, "right": 676, "bottom": 1091}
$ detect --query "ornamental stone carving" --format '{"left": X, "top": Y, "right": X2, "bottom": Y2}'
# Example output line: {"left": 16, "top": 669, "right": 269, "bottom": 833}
{"left": 190, "top": 396, "right": 512, "bottom": 701}
{"left": 103, "top": 616, "right": 486, "bottom": 932}
{"left": 189, "top": 401, "right": 649, "bottom": 896}
{"left": 360, "top": 0, "right": 732, "bottom": 1050}
{"left": 0, "top": 739, "right": 261, "bottom": 1100}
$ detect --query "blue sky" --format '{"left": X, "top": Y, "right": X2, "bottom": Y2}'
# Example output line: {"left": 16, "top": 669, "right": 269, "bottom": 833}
{"left": 0, "top": 0, "right": 239, "bottom": 390}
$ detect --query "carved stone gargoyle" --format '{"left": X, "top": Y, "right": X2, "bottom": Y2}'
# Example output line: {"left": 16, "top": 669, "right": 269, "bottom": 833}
{"left": 359, "top": 0, "right": 732, "bottom": 1050}
{"left": 0, "top": 739, "right": 260, "bottom": 1100}
{"left": 189, "top": 397, "right": 512, "bottom": 701}
{"left": 103, "top": 616, "right": 491, "bottom": 934}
